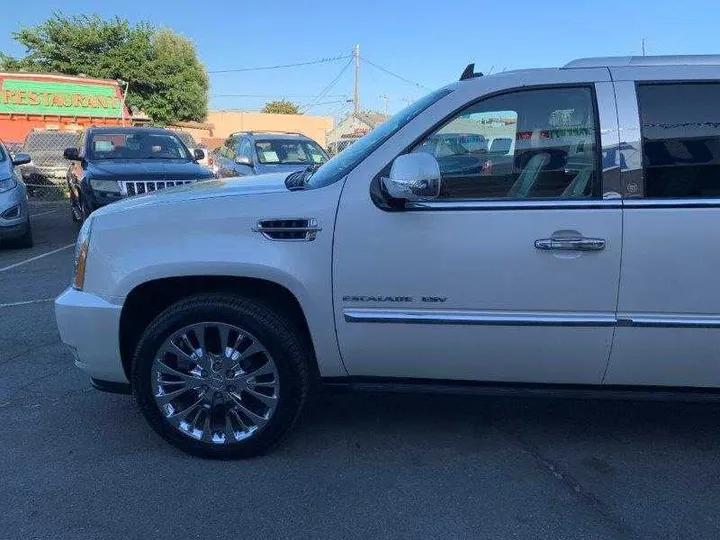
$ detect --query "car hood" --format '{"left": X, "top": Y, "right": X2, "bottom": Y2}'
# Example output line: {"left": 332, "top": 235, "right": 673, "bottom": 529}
{"left": 92, "top": 172, "right": 290, "bottom": 217}
{"left": 87, "top": 159, "right": 213, "bottom": 181}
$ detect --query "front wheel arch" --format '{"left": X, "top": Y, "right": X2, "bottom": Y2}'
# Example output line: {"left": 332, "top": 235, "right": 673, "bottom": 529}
{"left": 119, "top": 276, "right": 319, "bottom": 387}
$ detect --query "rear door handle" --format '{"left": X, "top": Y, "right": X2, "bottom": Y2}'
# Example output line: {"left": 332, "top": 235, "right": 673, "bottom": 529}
{"left": 535, "top": 237, "right": 606, "bottom": 251}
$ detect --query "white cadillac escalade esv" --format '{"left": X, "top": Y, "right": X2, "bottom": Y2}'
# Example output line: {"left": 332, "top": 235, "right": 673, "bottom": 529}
{"left": 56, "top": 55, "right": 720, "bottom": 458}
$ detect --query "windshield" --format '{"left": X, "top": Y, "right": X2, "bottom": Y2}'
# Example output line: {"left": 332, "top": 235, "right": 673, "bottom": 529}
{"left": 0, "top": 144, "right": 6, "bottom": 162}
{"left": 306, "top": 87, "right": 453, "bottom": 189}
{"left": 174, "top": 131, "right": 198, "bottom": 148}
{"left": 255, "top": 139, "right": 328, "bottom": 165}
{"left": 88, "top": 131, "right": 190, "bottom": 160}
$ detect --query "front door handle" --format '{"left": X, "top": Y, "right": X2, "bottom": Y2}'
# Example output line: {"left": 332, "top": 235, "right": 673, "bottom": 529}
{"left": 535, "top": 237, "right": 606, "bottom": 251}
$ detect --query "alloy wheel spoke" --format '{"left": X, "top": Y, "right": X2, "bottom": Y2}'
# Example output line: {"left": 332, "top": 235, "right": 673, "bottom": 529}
{"left": 180, "top": 334, "right": 200, "bottom": 359}
{"left": 200, "top": 410, "right": 213, "bottom": 443}
{"left": 244, "top": 387, "right": 277, "bottom": 407}
{"left": 241, "top": 341, "right": 265, "bottom": 360}
{"left": 250, "top": 379, "right": 277, "bottom": 388}
{"left": 228, "top": 391, "right": 268, "bottom": 426}
{"left": 230, "top": 408, "right": 250, "bottom": 433}
{"left": 224, "top": 413, "right": 237, "bottom": 443}
{"left": 161, "top": 340, "right": 196, "bottom": 364}
{"left": 155, "top": 360, "right": 205, "bottom": 386}
{"left": 154, "top": 385, "right": 191, "bottom": 404}
{"left": 218, "top": 325, "right": 232, "bottom": 357}
{"left": 244, "top": 360, "right": 276, "bottom": 379}
{"left": 190, "top": 325, "right": 207, "bottom": 355}
{"left": 166, "top": 391, "right": 207, "bottom": 424}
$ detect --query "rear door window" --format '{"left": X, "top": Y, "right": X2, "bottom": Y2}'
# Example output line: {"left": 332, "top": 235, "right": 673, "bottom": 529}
{"left": 638, "top": 82, "right": 720, "bottom": 198}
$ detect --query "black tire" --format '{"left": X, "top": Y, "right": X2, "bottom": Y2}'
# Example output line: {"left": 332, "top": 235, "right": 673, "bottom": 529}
{"left": 132, "top": 293, "right": 309, "bottom": 459}
{"left": 71, "top": 192, "right": 92, "bottom": 225}
{"left": 70, "top": 197, "right": 82, "bottom": 223}
{"left": 16, "top": 221, "right": 33, "bottom": 248}
{"left": 5, "top": 220, "right": 33, "bottom": 249}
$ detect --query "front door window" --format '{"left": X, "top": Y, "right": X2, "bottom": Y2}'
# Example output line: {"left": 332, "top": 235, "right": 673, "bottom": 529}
{"left": 412, "top": 87, "right": 599, "bottom": 200}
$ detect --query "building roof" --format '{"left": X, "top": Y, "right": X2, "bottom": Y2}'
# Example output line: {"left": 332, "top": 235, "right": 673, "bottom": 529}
{"left": 0, "top": 71, "right": 121, "bottom": 86}
{"left": 355, "top": 113, "right": 389, "bottom": 128}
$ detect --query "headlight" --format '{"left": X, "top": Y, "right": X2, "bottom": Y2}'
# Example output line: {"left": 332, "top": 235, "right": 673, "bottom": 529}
{"left": 89, "top": 179, "right": 121, "bottom": 194}
{"left": 0, "top": 175, "right": 17, "bottom": 193}
{"left": 73, "top": 217, "right": 93, "bottom": 290}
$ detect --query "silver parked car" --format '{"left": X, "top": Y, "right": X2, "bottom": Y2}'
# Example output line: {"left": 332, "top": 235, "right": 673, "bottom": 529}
{"left": 0, "top": 142, "right": 32, "bottom": 248}
{"left": 56, "top": 55, "right": 720, "bottom": 458}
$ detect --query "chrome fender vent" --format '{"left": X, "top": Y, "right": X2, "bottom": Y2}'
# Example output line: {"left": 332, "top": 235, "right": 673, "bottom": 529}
{"left": 253, "top": 219, "right": 321, "bottom": 241}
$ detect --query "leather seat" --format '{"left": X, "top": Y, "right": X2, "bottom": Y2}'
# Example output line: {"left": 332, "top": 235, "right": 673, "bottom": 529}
{"left": 507, "top": 129, "right": 551, "bottom": 198}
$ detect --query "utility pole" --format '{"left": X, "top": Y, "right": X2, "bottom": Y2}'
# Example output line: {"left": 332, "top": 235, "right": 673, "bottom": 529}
{"left": 642, "top": 38, "right": 646, "bottom": 56}
{"left": 118, "top": 79, "right": 129, "bottom": 126}
{"left": 353, "top": 44, "right": 360, "bottom": 114}
{"left": 379, "top": 94, "right": 389, "bottom": 117}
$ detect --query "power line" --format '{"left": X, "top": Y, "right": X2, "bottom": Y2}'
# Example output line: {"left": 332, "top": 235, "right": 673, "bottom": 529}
{"left": 308, "top": 99, "right": 350, "bottom": 107}
{"left": 362, "top": 57, "right": 431, "bottom": 91}
{"left": 212, "top": 93, "right": 348, "bottom": 98}
{"left": 301, "top": 58, "right": 354, "bottom": 112}
{"left": 208, "top": 54, "right": 350, "bottom": 74}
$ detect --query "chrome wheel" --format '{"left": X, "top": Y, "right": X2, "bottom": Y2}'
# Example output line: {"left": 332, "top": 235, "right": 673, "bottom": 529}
{"left": 151, "top": 322, "right": 280, "bottom": 444}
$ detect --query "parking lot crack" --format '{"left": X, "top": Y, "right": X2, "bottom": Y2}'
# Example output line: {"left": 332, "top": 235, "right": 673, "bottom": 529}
{"left": 499, "top": 426, "right": 643, "bottom": 540}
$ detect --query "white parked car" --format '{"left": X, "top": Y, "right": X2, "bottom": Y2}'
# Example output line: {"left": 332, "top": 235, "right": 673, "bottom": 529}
{"left": 56, "top": 55, "right": 720, "bottom": 458}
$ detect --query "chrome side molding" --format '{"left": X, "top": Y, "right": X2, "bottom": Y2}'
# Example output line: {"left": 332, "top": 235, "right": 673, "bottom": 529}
{"left": 343, "top": 308, "right": 720, "bottom": 329}
{"left": 343, "top": 309, "right": 615, "bottom": 327}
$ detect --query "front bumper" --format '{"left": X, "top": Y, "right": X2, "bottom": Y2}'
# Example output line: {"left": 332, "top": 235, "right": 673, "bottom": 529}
{"left": 0, "top": 188, "right": 29, "bottom": 238}
{"left": 55, "top": 287, "right": 128, "bottom": 383}
{"left": 84, "top": 188, "right": 123, "bottom": 211}
{"left": 0, "top": 219, "right": 28, "bottom": 240}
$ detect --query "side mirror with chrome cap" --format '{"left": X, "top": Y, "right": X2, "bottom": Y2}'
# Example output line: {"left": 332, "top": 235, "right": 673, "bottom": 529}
{"left": 382, "top": 152, "right": 442, "bottom": 201}
{"left": 235, "top": 155, "right": 252, "bottom": 166}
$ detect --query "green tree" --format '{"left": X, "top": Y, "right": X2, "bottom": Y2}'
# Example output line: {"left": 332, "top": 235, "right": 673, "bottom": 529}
{"left": 261, "top": 100, "right": 302, "bottom": 115}
{"left": 0, "top": 13, "right": 208, "bottom": 124}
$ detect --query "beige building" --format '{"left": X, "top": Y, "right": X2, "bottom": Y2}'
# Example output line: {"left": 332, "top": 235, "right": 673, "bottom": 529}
{"left": 172, "top": 112, "right": 333, "bottom": 150}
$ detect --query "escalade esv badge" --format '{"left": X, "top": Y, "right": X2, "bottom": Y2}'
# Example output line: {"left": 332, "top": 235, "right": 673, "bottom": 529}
{"left": 342, "top": 296, "right": 448, "bottom": 303}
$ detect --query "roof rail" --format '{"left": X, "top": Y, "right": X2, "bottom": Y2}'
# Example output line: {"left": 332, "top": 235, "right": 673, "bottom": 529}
{"left": 459, "top": 63, "right": 483, "bottom": 81}
{"left": 564, "top": 55, "right": 720, "bottom": 69}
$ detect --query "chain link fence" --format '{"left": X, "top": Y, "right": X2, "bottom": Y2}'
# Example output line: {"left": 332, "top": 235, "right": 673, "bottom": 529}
{"left": 327, "top": 137, "right": 361, "bottom": 156}
{"left": 12, "top": 130, "right": 79, "bottom": 201}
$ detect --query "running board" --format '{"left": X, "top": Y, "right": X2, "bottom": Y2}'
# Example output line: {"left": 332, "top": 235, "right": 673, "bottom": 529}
{"left": 321, "top": 377, "right": 720, "bottom": 403}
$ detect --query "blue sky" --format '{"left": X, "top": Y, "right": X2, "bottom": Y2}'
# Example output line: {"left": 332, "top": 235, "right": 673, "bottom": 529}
{"left": 1, "top": 0, "right": 718, "bottom": 121}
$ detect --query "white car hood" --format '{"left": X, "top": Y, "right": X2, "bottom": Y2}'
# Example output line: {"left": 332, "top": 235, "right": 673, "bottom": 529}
{"left": 93, "top": 172, "right": 289, "bottom": 217}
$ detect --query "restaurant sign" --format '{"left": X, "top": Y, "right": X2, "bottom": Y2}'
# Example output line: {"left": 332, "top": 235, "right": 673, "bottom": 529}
{"left": 0, "top": 77, "right": 123, "bottom": 118}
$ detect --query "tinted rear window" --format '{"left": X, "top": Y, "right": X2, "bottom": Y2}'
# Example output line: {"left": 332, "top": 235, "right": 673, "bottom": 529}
{"left": 638, "top": 83, "right": 720, "bottom": 198}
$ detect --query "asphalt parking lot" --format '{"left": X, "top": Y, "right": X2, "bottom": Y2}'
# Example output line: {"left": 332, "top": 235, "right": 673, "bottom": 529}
{"left": 1, "top": 202, "right": 720, "bottom": 540}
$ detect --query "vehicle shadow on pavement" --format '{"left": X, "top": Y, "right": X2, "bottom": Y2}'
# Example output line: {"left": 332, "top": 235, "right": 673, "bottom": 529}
{"left": 293, "top": 391, "right": 720, "bottom": 458}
